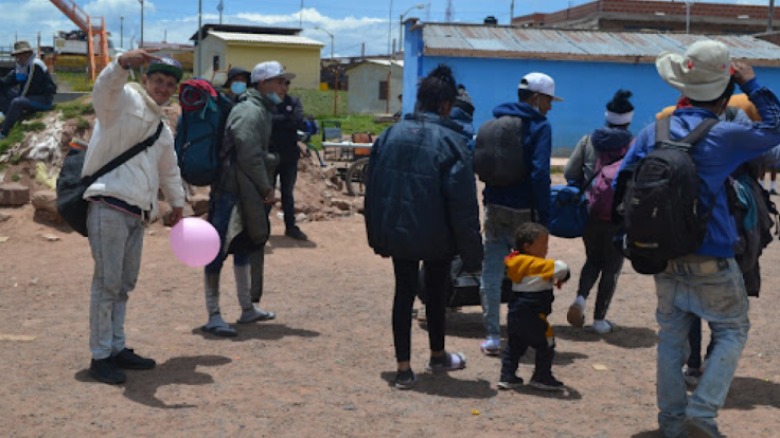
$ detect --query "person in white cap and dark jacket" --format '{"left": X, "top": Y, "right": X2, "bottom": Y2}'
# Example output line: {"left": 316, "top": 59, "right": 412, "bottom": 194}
{"left": 0, "top": 40, "right": 57, "bottom": 138}
{"left": 477, "top": 72, "right": 561, "bottom": 357}
{"left": 619, "top": 39, "right": 780, "bottom": 438}
{"left": 201, "top": 60, "right": 289, "bottom": 337}
{"left": 564, "top": 89, "right": 635, "bottom": 335}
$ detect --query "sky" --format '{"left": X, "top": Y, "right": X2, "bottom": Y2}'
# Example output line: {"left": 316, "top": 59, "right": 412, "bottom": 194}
{"left": 0, "top": 0, "right": 767, "bottom": 58}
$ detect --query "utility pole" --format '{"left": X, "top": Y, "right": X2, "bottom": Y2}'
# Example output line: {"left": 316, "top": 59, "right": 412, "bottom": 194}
{"left": 197, "top": 0, "right": 203, "bottom": 77}
{"left": 218, "top": 0, "right": 224, "bottom": 25}
{"left": 770, "top": 0, "right": 776, "bottom": 32}
{"left": 138, "top": 0, "right": 144, "bottom": 49}
{"left": 510, "top": 0, "right": 515, "bottom": 24}
{"left": 120, "top": 16, "right": 124, "bottom": 49}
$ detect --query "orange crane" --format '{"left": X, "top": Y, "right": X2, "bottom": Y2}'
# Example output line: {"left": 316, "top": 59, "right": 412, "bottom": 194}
{"left": 49, "top": 0, "right": 110, "bottom": 81}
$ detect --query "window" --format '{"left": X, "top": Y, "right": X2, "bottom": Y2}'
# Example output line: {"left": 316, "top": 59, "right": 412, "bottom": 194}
{"left": 212, "top": 55, "right": 220, "bottom": 71}
{"left": 379, "top": 80, "right": 388, "bottom": 101}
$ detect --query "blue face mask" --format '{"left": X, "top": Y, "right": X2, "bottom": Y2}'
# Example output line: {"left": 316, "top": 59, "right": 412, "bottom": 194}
{"left": 230, "top": 81, "right": 247, "bottom": 95}
{"left": 266, "top": 92, "right": 282, "bottom": 105}
{"left": 15, "top": 72, "right": 28, "bottom": 83}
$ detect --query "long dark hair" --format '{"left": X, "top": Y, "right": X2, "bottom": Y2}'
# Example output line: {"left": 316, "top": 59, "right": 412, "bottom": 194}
{"left": 415, "top": 64, "right": 457, "bottom": 114}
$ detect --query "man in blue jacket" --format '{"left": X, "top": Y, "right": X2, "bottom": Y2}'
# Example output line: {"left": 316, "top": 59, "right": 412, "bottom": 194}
{"left": 478, "top": 72, "right": 560, "bottom": 355}
{"left": 620, "top": 40, "right": 780, "bottom": 438}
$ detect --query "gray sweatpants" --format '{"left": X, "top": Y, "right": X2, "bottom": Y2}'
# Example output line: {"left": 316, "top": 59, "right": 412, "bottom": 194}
{"left": 86, "top": 202, "right": 144, "bottom": 360}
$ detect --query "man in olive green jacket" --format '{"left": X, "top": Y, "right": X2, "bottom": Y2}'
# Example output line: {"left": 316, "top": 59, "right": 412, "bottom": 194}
{"left": 202, "top": 61, "right": 291, "bottom": 335}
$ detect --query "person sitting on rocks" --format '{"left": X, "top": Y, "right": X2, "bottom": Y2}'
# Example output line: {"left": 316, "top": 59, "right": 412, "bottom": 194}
{"left": 0, "top": 41, "right": 57, "bottom": 139}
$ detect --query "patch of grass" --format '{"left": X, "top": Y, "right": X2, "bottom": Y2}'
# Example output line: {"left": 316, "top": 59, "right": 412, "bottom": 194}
{"left": 54, "top": 71, "right": 94, "bottom": 92}
{"left": 76, "top": 118, "right": 91, "bottom": 130}
{"left": 11, "top": 173, "right": 20, "bottom": 182}
{"left": 0, "top": 128, "right": 26, "bottom": 155}
{"left": 22, "top": 121, "right": 46, "bottom": 132}
{"left": 292, "top": 88, "right": 348, "bottom": 119}
{"left": 56, "top": 100, "right": 94, "bottom": 119}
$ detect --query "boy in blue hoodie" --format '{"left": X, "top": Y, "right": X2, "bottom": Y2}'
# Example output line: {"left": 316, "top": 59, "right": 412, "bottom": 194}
{"left": 478, "top": 72, "right": 560, "bottom": 356}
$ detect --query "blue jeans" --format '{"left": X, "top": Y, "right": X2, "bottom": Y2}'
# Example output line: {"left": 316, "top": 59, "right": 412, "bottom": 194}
{"left": 654, "top": 256, "right": 750, "bottom": 437}
{"left": 273, "top": 160, "right": 299, "bottom": 231}
{"left": 87, "top": 202, "right": 144, "bottom": 360}
{"left": 480, "top": 204, "right": 534, "bottom": 338}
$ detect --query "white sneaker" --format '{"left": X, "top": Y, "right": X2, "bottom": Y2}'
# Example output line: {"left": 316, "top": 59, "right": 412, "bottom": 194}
{"left": 480, "top": 336, "right": 501, "bottom": 356}
{"left": 592, "top": 319, "right": 614, "bottom": 334}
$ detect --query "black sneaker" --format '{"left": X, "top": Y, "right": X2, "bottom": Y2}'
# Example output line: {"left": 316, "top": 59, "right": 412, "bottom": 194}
{"left": 89, "top": 358, "right": 127, "bottom": 384}
{"left": 285, "top": 226, "right": 308, "bottom": 241}
{"left": 111, "top": 348, "right": 156, "bottom": 370}
{"left": 529, "top": 374, "right": 564, "bottom": 392}
{"left": 497, "top": 374, "right": 524, "bottom": 390}
{"left": 394, "top": 369, "right": 416, "bottom": 390}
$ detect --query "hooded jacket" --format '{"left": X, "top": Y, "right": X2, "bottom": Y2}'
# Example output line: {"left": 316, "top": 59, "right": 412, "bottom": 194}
{"left": 217, "top": 88, "right": 278, "bottom": 246}
{"left": 82, "top": 59, "right": 184, "bottom": 219}
{"left": 364, "top": 112, "right": 483, "bottom": 270}
{"left": 482, "top": 102, "right": 552, "bottom": 225}
{"left": 620, "top": 79, "right": 780, "bottom": 257}
{"left": 564, "top": 127, "right": 633, "bottom": 184}
{"left": 0, "top": 53, "right": 56, "bottom": 99}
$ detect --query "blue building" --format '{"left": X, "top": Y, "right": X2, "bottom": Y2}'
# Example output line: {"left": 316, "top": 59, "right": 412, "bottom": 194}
{"left": 402, "top": 21, "right": 780, "bottom": 156}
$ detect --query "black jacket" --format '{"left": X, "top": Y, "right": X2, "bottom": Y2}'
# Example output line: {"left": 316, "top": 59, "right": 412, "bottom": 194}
{"left": 364, "top": 112, "right": 483, "bottom": 270}
{"left": 270, "top": 95, "right": 305, "bottom": 164}
{"left": 0, "top": 57, "right": 57, "bottom": 99}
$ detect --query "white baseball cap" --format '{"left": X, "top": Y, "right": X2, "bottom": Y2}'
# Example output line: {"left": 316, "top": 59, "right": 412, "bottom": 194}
{"left": 518, "top": 72, "right": 563, "bottom": 101}
{"left": 250, "top": 61, "right": 296, "bottom": 84}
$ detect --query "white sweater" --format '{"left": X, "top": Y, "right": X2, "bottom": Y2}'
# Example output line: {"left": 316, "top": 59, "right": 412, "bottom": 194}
{"left": 82, "top": 60, "right": 184, "bottom": 218}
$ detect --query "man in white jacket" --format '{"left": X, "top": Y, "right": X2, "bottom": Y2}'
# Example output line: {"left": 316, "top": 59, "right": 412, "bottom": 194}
{"left": 82, "top": 49, "right": 185, "bottom": 384}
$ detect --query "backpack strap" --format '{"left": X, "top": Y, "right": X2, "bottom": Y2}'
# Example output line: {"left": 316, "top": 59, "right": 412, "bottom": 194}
{"left": 83, "top": 121, "right": 164, "bottom": 185}
{"left": 655, "top": 117, "right": 718, "bottom": 151}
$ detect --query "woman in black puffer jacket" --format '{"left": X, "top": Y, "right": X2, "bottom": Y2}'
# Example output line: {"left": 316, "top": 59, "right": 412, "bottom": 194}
{"left": 364, "top": 65, "right": 483, "bottom": 390}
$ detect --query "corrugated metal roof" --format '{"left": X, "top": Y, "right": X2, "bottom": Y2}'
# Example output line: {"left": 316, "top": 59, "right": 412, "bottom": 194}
{"left": 419, "top": 24, "right": 780, "bottom": 65}
{"left": 209, "top": 31, "right": 323, "bottom": 48}
{"left": 364, "top": 59, "right": 404, "bottom": 67}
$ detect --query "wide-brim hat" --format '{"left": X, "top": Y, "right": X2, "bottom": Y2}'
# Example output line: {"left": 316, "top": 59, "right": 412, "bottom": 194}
{"left": 656, "top": 39, "right": 731, "bottom": 102}
{"left": 11, "top": 40, "right": 33, "bottom": 55}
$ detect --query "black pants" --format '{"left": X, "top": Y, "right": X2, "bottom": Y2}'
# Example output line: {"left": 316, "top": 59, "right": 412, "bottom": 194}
{"left": 687, "top": 316, "right": 715, "bottom": 369}
{"left": 577, "top": 219, "right": 624, "bottom": 320}
{"left": 500, "top": 298, "right": 555, "bottom": 379}
{"left": 391, "top": 258, "right": 448, "bottom": 363}
{"left": 273, "top": 160, "right": 299, "bottom": 231}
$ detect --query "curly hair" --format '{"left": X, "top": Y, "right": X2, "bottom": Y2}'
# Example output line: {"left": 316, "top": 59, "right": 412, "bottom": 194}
{"left": 513, "top": 222, "right": 549, "bottom": 253}
{"left": 415, "top": 64, "right": 457, "bottom": 114}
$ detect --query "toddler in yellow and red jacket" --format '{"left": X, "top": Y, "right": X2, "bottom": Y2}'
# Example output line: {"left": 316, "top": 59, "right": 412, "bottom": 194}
{"left": 498, "top": 222, "right": 570, "bottom": 391}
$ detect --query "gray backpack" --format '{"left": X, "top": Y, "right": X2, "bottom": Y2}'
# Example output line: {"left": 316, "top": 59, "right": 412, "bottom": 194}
{"left": 474, "top": 115, "right": 526, "bottom": 186}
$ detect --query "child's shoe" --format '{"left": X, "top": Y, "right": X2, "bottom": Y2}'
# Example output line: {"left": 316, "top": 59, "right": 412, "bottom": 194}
{"left": 529, "top": 374, "right": 565, "bottom": 392}
{"left": 497, "top": 374, "right": 524, "bottom": 390}
{"left": 480, "top": 336, "right": 501, "bottom": 356}
{"left": 394, "top": 369, "right": 416, "bottom": 390}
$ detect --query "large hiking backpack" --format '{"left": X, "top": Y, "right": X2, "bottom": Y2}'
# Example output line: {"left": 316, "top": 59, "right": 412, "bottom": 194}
{"left": 619, "top": 117, "right": 719, "bottom": 274}
{"left": 587, "top": 145, "right": 628, "bottom": 221}
{"left": 474, "top": 115, "right": 525, "bottom": 186}
{"left": 174, "top": 79, "right": 232, "bottom": 186}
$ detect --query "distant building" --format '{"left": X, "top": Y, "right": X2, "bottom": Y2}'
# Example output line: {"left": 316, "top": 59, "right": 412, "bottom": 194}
{"left": 191, "top": 24, "right": 323, "bottom": 89}
{"left": 345, "top": 60, "right": 403, "bottom": 115}
{"left": 512, "top": 0, "right": 780, "bottom": 34}
{"left": 140, "top": 41, "right": 194, "bottom": 72}
{"left": 402, "top": 20, "right": 780, "bottom": 154}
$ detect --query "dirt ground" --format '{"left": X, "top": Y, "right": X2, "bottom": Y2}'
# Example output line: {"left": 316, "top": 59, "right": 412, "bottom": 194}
{"left": 1, "top": 175, "right": 779, "bottom": 437}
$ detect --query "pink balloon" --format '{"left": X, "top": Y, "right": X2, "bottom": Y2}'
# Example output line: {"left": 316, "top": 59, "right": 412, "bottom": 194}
{"left": 169, "top": 217, "right": 221, "bottom": 267}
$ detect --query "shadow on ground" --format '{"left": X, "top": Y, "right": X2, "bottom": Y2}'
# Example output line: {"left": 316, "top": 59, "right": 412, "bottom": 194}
{"left": 75, "top": 355, "right": 232, "bottom": 409}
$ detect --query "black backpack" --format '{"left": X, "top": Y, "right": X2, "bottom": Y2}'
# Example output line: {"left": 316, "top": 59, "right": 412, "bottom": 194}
{"left": 474, "top": 115, "right": 525, "bottom": 186}
{"left": 618, "top": 117, "right": 719, "bottom": 274}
